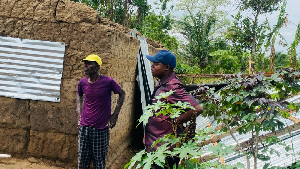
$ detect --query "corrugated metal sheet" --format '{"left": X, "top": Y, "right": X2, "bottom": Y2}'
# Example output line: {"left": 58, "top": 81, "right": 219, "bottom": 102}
{"left": 197, "top": 94, "right": 300, "bottom": 167}
{"left": 222, "top": 129, "right": 300, "bottom": 168}
{"left": 0, "top": 36, "right": 65, "bottom": 102}
{"left": 128, "top": 29, "right": 154, "bottom": 114}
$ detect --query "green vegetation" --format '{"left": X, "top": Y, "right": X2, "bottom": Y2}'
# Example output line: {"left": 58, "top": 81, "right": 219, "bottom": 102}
{"left": 125, "top": 90, "right": 243, "bottom": 169}
{"left": 71, "top": 0, "right": 178, "bottom": 51}
{"left": 125, "top": 69, "right": 300, "bottom": 169}
{"left": 71, "top": 0, "right": 299, "bottom": 76}
{"left": 197, "top": 68, "right": 300, "bottom": 168}
{"left": 71, "top": 1, "right": 300, "bottom": 168}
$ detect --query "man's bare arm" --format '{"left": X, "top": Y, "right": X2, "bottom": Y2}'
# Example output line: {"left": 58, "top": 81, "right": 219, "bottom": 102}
{"left": 177, "top": 105, "right": 203, "bottom": 123}
{"left": 109, "top": 88, "right": 125, "bottom": 128}
{"left": 76, "top": 94, "right": 83, "bottom": 125}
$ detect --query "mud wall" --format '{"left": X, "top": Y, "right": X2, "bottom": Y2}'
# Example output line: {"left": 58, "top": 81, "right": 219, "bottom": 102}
{"left": 0, "top": 0, "right": 160, "bottom": 168}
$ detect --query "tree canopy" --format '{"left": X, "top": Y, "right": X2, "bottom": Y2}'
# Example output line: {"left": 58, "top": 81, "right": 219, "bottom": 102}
{"left": 72, "top": 0, "right": 299, "bottom": 75}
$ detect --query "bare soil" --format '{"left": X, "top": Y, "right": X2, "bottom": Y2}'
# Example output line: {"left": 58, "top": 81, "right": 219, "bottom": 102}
{"left": 0, "top": 157, "right": 70, "bottom": 169}
{"left": 0, "top": 147, "right": 136, "bottom": 169}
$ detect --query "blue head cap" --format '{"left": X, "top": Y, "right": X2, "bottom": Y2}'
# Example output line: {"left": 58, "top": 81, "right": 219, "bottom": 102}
{"left": 146, "top": 50, "right": 176, "bottom": 69}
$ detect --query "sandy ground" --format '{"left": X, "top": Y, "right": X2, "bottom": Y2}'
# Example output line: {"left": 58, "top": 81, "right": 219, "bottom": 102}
{"left": 0, "top": 157, "right": 72, "bottom": 169}
{"left": 0, "top": 147, "right": 136, "bottom": 169}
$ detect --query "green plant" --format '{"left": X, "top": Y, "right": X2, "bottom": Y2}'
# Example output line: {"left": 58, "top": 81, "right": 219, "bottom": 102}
{"left": 140, "top": 12, "right": 178, "bottom": 51}
{"left": 175, "top": 63, "right": 201, "bottom": 75}
{"left": 288, "top": 22, "right": 300, "bottom": 69}
{"left": 226, "top": 0, "right": 289, "bottom": 73}
{"left": 195, "top": 68, "right": 300, "bottom": 169}
{"left": 125, "top": 90, "right": 243, "bottom": 169}
{"left": 177, "top": 11, "right": 217, "bottom": 69}
{"left": 207, "top": 50, "right": 245, "bottom": 74}
{"left": 288, "top": 160, "right": 300, "bottom": 169}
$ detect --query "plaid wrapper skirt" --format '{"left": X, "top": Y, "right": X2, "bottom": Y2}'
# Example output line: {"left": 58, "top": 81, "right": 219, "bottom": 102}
{"left": 78, "top": 126, "right": 109, "bottom": 169}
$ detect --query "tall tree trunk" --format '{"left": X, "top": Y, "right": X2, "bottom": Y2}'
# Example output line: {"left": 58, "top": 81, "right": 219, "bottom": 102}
{"left": 291, "top": 52, "right": 297, "bottom": 69}
{"left": 249, "top": 54, "right": 254, "bottom": 74}
{"left": 269, "top": 44, "right": 275, "bottom": 72}
{"left": 227, "top": 123, "right": 250, "bottom": 169}
{"left": 252, "top": 129, "right": 258, "bottom": 169}
{"left": 290, "top": 23, "right": 300, "bottom": 68}
{"left": 254, "top": 130, "right": 259, "bottom": 169}
{"left": 137, "top": 8, "right": 141, "bottom": 24}
{"left": 110, "top": 0, "right": 114, "bottom": 21}
{"left": 123, "top": 0, "right": 128, "bottom": 26}
{"left": 261, "top": 54, "right": 265, "bottom": 72}
{"left": 250, "top": 5, "right": 262, "bottom": 74}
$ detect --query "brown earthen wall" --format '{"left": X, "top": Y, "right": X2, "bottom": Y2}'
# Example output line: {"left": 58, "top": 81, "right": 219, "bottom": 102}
{"left": 0, "top": 0, "right": 159, "bottom": 168}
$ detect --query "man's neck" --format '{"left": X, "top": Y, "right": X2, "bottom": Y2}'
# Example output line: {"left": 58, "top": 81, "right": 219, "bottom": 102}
{"left": 88, "top": 74, "right": 100, "bottom": 83}
{"left": 158, "top": 71, "right": 173, "bottom": 82}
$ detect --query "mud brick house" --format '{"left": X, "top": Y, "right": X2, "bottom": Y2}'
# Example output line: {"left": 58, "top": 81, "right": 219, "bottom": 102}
{"left": 0, "top": 0, "right": 162, "bottom": 168}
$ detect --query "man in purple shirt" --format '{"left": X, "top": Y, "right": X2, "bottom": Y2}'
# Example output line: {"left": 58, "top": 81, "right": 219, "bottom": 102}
{"left": 144, "top": 50, "right": 203, "bottom": 169}
{"left": 76, "top": 54, "right": 125, "bottom": 169}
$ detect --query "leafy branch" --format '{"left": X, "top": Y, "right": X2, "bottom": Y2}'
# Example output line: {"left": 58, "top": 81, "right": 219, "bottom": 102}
{"left": 194, "top": 68, "right": 300, "bottom": 169}
{"left": 127, "top": 90, "right": 239, "bottom": 169}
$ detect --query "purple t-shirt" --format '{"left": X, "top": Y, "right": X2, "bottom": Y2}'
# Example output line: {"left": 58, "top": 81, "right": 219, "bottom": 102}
{"left": 78, "top": 75, "right": 121, "bottom": 129}
{"left": 143, "top": 72, "right": 199, "bottom": 152}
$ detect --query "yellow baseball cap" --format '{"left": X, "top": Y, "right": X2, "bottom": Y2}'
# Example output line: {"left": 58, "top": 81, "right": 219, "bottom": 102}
{"left": 82, "top": 54, "right": 102, "bottom": 66}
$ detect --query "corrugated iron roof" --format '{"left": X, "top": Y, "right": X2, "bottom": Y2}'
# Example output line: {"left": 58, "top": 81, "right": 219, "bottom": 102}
{"left": 196, "top": 94, "right": 300, "bottom": 167}
{"left": 0, "top": 36, "right": 65, "bottom": 102}
{"left": 223, "top": 129, "right": 300, "bottom": 168}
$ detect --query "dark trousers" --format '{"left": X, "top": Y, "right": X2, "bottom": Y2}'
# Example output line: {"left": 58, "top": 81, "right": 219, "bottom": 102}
{"left": 78, "top": 126, "right": 109, "bottom": 169}
{"left": 154, "top": 156, "right": 180, "bottom": 169}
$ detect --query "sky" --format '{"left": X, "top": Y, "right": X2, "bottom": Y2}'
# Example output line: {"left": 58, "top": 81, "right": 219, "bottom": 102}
{"left": 149, "top": 0, "right": 300, "bottom": 55}
{"left": 226, "top": 0, "right": 300, "bottom": 53}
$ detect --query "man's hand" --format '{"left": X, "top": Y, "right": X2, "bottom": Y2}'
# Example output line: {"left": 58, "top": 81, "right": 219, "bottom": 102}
{"left": 76, "top": 95, "right": 83, "bottom": 126}
{"left": 77, "top": 115, "right": 81, "bottom": 126}
{"left": 177, "top": 105, "right": 203, "bottom": 123}
{"left": 108, "top": 113, "right": 119, "bottom": 128}
{"left": 108, "top": 88, "right": 125, "bottom": 128}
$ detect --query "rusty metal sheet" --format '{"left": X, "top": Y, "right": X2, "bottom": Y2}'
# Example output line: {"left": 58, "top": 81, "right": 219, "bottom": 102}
{"left": 0, "top": 36, "right": 65, "bottom": 102}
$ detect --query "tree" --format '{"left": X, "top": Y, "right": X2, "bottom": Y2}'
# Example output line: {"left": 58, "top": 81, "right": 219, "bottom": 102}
{"left": 136, "top": 0, "right": 179, "bottom": 51}
{"left": 131, "top": 0, "right": 179, "bottom": 51}
{"left": 264, "top": 52, "right": 291, "bottom": 70}
{"left": 177, "top": 12, "right": 217, "bottom": 69}
{"left": 175, "top": 0, "right": 231, "bottom": 72}
{"left": 70, "top": 0, "right": 149, "bottom": 27}
{"left": 176, "top": 0, "right": 231, "bottom": 37}
{"left": 274, "top": 52, "right": 290, "bottom": 68}
{"left": 197, "top": 68, "right": 300, "bottom": 169}
{"left": 288, "top": 22, "right": 300, "bottom": 69}
{"left": 207, "top": 49, "right": 245, "bottom": 74}
{"left": 226, "top": 12, "right": 256, "bottom": 72}
{"left": 233, "top": 0, "right": 285, "bottom": 73}
{"left": 125, "top": 91, "right": 242, "bottom": 169}
{"left": 71, "top": 0, "right": 178, "bottom": 51}
{"left": 126, "top": 69, "right": 300, "bottom": 169}
{"left": 139, "top": 11, "right": 178, "bottom": 51}
{"left": 263, "top": 0, "right": 288, "bottom": 72}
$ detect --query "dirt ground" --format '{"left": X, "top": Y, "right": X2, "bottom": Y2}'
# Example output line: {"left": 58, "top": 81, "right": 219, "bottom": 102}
{"left": 0, "top": 147, "right": 136, "bottom": 169}
{"left": 0, "top": 156, "right": 70, "bottom": 169}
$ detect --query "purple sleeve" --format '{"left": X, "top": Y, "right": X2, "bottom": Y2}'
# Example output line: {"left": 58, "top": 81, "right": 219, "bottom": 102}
{"left": 78, "top": 80, "right": 84, "bottom": 96}
{"left": 110, "top": 78, "right": 121, "bottom": 94}
{"left": 168, "top": 83, "right": 199, "bottom": 107}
